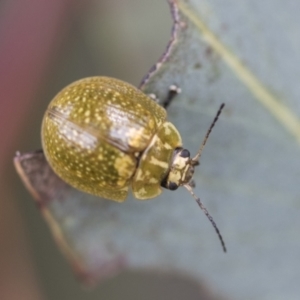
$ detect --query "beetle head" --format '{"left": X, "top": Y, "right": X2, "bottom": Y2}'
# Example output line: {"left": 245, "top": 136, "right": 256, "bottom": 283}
{"left": 161, "top": 103, "right": 227, "bottom": 253}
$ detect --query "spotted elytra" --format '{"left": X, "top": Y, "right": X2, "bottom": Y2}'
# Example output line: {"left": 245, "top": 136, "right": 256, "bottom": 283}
{"left": 41, "top": 76, "right": 226, "bottom": 252}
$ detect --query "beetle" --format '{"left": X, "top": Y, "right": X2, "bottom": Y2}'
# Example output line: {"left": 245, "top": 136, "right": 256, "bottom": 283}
{"left": 42, "top": 76, "right": 226, "bottom": 252}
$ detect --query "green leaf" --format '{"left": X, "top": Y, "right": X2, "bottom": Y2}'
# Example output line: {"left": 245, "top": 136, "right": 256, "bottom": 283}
{"left": 15, "top": 0, "right": 300, "bottom": 298}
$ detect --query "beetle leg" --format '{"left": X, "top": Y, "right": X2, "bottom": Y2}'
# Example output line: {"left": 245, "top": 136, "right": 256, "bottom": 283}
{"left": 161, "top": 85, "right": 182, "bottom": 109}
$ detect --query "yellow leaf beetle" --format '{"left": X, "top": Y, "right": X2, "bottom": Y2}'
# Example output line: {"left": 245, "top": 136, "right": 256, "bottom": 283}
{"left": 42, "top": 77, "right": 226, "bottom": 252}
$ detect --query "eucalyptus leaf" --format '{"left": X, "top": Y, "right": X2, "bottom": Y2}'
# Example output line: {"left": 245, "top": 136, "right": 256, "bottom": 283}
{"left": 15, "top": 0, "right": 300, "bottom": 299}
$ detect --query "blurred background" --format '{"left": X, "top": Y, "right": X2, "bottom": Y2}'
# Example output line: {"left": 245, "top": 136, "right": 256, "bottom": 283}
{"left": 0, "top": 0, "right": 214, "bottom": 299}
{"left": 2, "top": 1, "right": 300, "bottom": 300}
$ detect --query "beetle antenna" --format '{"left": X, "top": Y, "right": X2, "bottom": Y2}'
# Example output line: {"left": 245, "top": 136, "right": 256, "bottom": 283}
{"left": 184, "top": 184, "right": 226, "bottom": 252}
{"left": 192, "top": 103, "right": 225, "bottom": 163}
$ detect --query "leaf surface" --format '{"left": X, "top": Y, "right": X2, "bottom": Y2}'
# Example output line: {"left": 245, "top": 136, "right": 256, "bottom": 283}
{"left": 15, "top": 0, "right": 300, "bottom": 298}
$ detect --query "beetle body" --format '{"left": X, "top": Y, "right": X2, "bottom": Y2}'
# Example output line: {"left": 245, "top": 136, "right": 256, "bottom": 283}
{"left": 42, "top": 77, "right": 186, "bottom": 202}
{"left": 41, "top": 76, "right": 227, "bottom": 252}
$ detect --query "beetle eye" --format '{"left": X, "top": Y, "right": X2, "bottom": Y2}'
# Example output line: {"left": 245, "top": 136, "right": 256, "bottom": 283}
{"left": 180, "top": 149, "right": 190, "bottom": 158}
{"left": 168, "top": 182, "right": 178, "bottom": 190}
